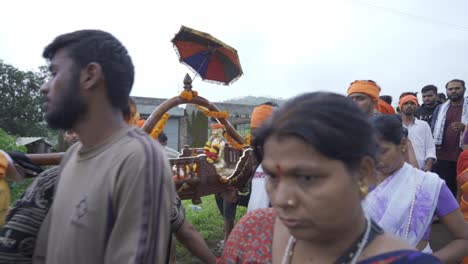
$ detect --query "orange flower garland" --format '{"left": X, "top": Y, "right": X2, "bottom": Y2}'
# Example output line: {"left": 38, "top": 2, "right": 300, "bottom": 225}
{"left": 223, "top": 132, "right": 248, "bottom": 151}
{"left": 195, "top": 105, "right": 229, "bottom": 119}
{"left": 244, "top": 133, "right": 251, "bottom": 146}
{"left": 150, "top": 113, "right": 170, "bottom": 139}
{"left": 180, "top": 90, "right": 199, "bottom": 101}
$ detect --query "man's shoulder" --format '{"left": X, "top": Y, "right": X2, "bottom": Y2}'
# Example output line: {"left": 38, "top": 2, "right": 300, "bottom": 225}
{"left": 119, "top": 127, "right": 162, "bottom": 153}
{"left": 108, "top": 128, "right": 168, "bottom": 168}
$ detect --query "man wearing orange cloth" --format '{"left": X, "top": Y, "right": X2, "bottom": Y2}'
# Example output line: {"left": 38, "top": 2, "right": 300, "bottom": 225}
{"left": 348, "top": 81, "right": 419, "bottom": 168}
{"left": 347, "top": 80, "right": 382, "bottom": 117}
{"left": 400, "top": 94, "right": 436, "bottom": 171}
{"left": 247, "top": 102, "right": 276, "bottom": 212}
{"left": 215, "top": 102, "right": 276, "bottom": 253}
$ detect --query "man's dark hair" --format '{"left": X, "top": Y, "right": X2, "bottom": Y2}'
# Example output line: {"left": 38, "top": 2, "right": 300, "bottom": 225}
{"left": 446, "top": 79, "right": 466, "bottom": 89}
{"left": 421, "top": 85, "right": 438, "bottom": 94}
{"left": 158, "top": 132, "right": 168, "bottom": 144}
{"left": 379, "top": 95, "right": 392, "bottom": 105}
{"left": 399, "top": 92, "right": 417, "bottom": 99}
{"left": 260, "top": 101, "right": 279, "bottom": 107}
{"left": 42, "top": 29, "right": 134, "bottom": 111}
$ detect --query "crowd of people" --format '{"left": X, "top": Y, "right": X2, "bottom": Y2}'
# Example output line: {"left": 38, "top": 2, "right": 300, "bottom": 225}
{"left": 0, "top": 29, "right": 468, "bottom": 263}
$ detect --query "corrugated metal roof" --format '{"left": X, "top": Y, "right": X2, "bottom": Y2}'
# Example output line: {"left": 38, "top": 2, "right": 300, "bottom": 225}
{"left": 137, "top": 105, "right": 185, "bottom": 117}
{"left": 16, "top": 137, "right": 46, "bottom": 146}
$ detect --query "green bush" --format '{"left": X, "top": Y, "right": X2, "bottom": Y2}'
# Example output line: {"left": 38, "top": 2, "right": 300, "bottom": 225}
{"left": 0, "top": 128, "right": 26, "bottom": 152}
{"left": 0, "top": 128, "right": 29, "bottom": 202}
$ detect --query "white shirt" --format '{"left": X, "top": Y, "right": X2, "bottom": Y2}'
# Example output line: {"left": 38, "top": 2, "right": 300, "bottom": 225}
{"left": 403, "top": 118, "right": 437, "bottom": 169}
{"left": 247, "top": 166, "right": 270, "bottom": 212}
{"left": 164, "top": 146, "right": 181, "bottom": 159}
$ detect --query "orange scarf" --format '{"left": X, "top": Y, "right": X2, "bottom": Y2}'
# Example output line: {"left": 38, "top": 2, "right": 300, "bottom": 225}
{"left": 377, "top": 99, "right": 396, "bottom": 115}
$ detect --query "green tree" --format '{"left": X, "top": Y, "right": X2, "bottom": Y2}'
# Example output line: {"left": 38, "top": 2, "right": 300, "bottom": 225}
{"left": 188, "top": 111, "right": 208, "bottom": 147}
{"left": 0, "top": 61, "right": 49, "bottom": 137}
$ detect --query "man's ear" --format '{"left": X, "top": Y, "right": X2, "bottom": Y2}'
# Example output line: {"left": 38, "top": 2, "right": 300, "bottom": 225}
{"left": 81, "top": 62, "right": 104, "bottom": 91}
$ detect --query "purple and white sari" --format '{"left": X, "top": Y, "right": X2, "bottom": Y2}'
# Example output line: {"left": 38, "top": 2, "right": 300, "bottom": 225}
{"left": 362, "top": 163, "right": 443, "bottom": 246}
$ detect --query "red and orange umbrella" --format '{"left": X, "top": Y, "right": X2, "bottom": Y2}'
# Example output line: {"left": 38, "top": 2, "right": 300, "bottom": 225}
{"left": 171, "top": 26, "right": 243, "bottom": 85}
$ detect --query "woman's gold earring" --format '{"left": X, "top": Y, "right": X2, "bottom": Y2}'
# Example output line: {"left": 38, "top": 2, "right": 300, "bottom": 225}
{"left": 359, "top": 182, "right": 369, "bottom": 198}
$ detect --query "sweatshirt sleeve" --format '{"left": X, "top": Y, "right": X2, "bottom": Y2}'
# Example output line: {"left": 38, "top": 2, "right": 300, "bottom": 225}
{"left": 104, "top": 141, "right": 176, "bottom": 264}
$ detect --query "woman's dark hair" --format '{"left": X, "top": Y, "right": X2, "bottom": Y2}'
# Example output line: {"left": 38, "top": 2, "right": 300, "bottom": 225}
{"left": 253, "top": 92, "right": 377, "bottom": 171}
{"left": 370, "top": 115, "right": 405, "bottom": 145}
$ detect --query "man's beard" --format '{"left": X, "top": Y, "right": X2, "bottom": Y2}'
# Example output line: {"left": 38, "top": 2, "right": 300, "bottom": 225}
{"left": 45, "top": 74, "right": 87, "bottom": 130}
{"left": 402, "top": 109, "right": 415, "bottom": 116}
{"left": 449, "top": 93, "right": 463, "bottom": 102}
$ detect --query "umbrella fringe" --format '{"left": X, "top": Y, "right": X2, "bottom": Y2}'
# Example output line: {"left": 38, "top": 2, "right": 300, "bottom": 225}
{"left": 179, "top": 60, "right": 240, "bottom": 86}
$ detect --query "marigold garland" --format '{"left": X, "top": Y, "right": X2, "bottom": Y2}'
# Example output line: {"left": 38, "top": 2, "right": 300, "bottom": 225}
{"left": 224, "top": 132, "right": 248, "bottom": 151}
{"left": 195, "top": 105, "right": 229, "bottom": 119}
{"left": 150, "top": 113, "right": 170, "bottom": 139}
{"left": 180, "top": 90, "right": 199, "bottom": 101}
{"left": 244, "top": 133, "right": 251, "bottom": 146}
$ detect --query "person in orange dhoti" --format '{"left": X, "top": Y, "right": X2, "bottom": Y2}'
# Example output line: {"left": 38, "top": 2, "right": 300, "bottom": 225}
{"left": 247, "top": 103, "right": 276, "bottom": 212}
{"left": 457, "top": 150, "right": 468, "bottom": 264}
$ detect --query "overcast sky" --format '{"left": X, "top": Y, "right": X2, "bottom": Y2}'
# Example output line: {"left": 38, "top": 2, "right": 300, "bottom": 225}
{"left": 1, "top": 0, "right": 467, "bottom": 105}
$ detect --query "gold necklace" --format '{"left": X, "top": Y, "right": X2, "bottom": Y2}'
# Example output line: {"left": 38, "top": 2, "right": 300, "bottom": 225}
{"left": 281, "top": 214, "right": 372, "bottom": 264}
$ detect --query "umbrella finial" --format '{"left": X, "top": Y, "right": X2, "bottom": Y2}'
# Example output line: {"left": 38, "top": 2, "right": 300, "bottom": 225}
{"left": 183, "top": 74, "right": 193, "bottom": 91}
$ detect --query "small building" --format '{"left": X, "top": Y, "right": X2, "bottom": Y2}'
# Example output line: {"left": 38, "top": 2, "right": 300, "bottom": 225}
{"left": 16, "top": 137, "right": 54, "bottom": 154}
{"left": 186, "top": 102, "right": 255, "bottom": 138}
{"left": 132, "top": 96, "right": 186, "bottom": 151}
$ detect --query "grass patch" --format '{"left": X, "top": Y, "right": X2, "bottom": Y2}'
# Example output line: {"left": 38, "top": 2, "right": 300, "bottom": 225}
{"left": 176, "top": 195, "right": 246, "bottom": 263}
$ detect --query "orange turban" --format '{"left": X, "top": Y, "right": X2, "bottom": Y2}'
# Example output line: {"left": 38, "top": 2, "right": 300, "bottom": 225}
{"left": 210, "top": 123, "right": 225, "bottom": 130}
{"left": 377, "top": 99, "right": 396, "bottom": 115}
{"left": 250, "top": 105, "right": 274, "bottom": 129}
{"left": 398, "top": 95, "right": 419, "bottom": 110}
{"left": 347, "top": 80, "right": 381, "bottom": 101}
